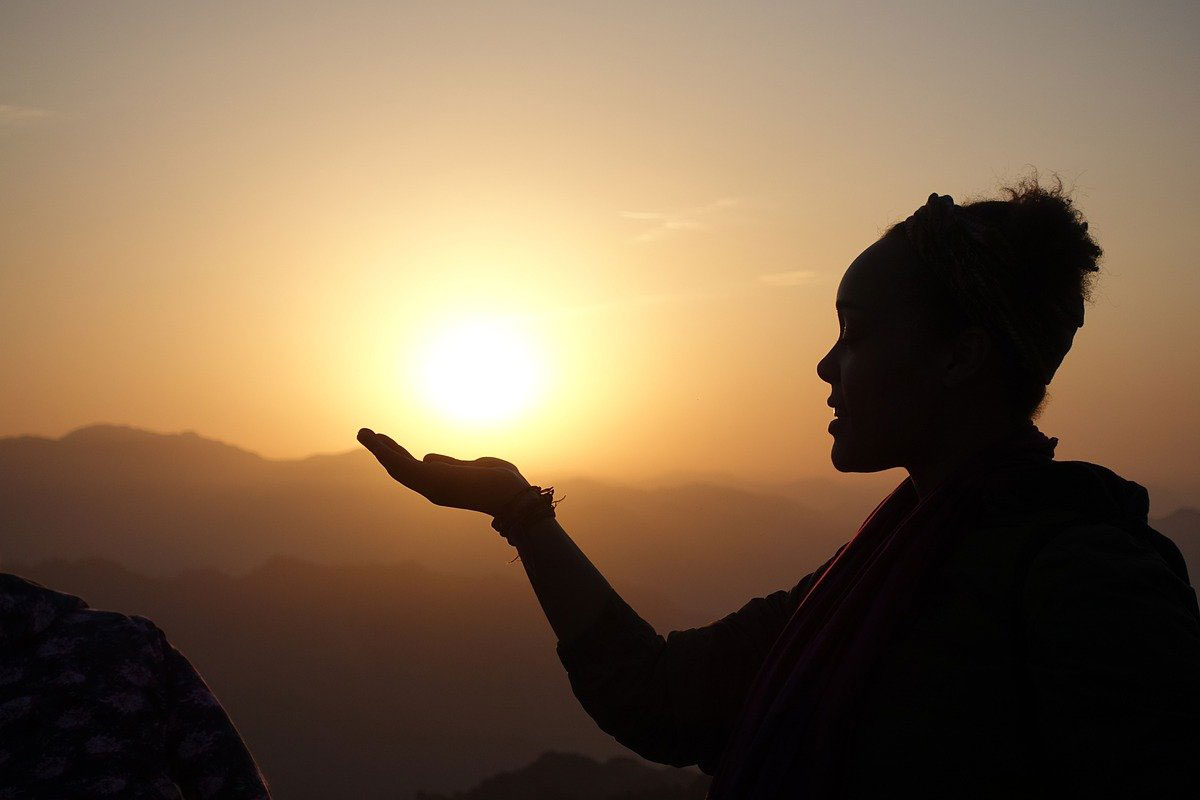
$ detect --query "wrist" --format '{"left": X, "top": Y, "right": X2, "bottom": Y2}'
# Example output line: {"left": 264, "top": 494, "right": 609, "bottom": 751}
{"left": 491, "top": 485, "right": 559, "bottom": 546}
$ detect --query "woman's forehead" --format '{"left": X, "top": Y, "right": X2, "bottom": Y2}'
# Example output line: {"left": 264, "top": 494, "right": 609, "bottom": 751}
{"left": 835, "top": 235, "right": 924, "bottom": 315}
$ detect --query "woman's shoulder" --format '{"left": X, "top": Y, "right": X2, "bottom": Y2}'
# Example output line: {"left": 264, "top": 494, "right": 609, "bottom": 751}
{"left": 976, "top": 458, "right": 1149, "bottom": 530}
{"left": 973, "top": 458, "right": 1186, "bottom": 584}
{"left": 1022, "top": 520, "right": 1197, "bottom": 611}
{"left": 951, "top": 458, "right": 1198, "bottom": 622}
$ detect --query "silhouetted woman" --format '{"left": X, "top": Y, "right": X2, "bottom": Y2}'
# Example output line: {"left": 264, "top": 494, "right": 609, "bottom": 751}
{"left": 359, "top": 178, "right": 1200, "bottom": 798}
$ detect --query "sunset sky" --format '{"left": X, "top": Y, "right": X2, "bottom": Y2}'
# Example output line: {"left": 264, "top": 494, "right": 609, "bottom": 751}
{"left": 2, "top": 1, "right": 1197, "bottom": 500}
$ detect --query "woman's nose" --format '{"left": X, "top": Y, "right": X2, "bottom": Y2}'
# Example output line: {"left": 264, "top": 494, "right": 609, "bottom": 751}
{"left": 816, "top": 344, "right": 837, "bottom": 384}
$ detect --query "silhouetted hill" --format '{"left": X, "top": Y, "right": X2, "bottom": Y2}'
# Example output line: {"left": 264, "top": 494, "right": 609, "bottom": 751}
{"left": 547, "top": 478, "right": 851, "bottom": 619}
{"left": 1153, "top": 507, "right": 1200, "bottom": 583}
{"left": 0, "top": 425, "right": 858, "bottom": 621}
{"left": 413, "top": 750, "right": 709, "bottom": 800}
{"left": 10, "top": 557, "right": 704, "bottom": 799}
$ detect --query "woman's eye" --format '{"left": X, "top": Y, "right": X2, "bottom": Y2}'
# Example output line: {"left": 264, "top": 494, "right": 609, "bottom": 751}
{"left": 839, "top": 321, "right": 864, "bottom": 344}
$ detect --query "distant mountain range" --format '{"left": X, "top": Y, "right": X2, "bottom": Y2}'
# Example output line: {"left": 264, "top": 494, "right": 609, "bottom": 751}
{"left": 0, "top": 424, "right": 876, "bottom": 621}
{"left": 2, "top": 425, "right": 1197, "bottom": 798}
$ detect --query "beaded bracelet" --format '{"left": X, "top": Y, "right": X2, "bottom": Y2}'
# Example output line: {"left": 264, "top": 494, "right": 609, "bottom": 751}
{"left": 491, "top": 485, "right": 562, "bottom": 551}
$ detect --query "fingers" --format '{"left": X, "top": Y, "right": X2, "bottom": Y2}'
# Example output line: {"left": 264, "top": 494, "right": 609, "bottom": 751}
{"left": 474, "top": 456, "right": 518, "bottom": 471}
{"left": 357, "top": 429, "right": 389, "bottom": 459}
{"left": 423, "top": 452, "right": 467, "bottom": 465}
{"left": 357, "top": 428, "right": 384, "bottom": 457}
{"left": 357, "top": 429, "right": 524, "bottom": 512}
{"left": 375, "top": 433, "right": 415, "bottom": 458}
{"left": 359, "top": 429, "right": 467, "bottom": 502}
{"left": 362, "top": 432, "right": 512, "bottom": 476}
{"left": 357, "top": 428, "right": 418, "bottom": 479}
{"left": 424, "top": 453, "right": 513, "bottom": 472}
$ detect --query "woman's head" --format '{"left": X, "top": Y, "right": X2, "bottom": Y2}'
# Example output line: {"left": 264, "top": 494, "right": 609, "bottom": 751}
{"left": 816, "top": 176, "right": 1102, "bottom": 475}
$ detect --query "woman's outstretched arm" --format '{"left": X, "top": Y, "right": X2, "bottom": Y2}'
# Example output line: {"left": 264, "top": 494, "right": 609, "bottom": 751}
{"left": 502, "top": 507, "right": 849, "bottom": 772}
{"left": 507, "top": 515, "right": 620, "bottom": 645}
{"left": 356, "top": 428, "right": 841, "bottom": 772}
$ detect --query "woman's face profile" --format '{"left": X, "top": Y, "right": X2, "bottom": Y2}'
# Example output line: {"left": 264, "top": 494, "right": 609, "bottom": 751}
{"left": 816, "top": 234, "right": 949, "bottom": 474}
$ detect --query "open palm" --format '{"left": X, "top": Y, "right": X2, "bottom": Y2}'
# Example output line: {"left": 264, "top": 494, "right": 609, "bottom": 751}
{"left": 357, "top": 428, "right": 530, "bottom": 516}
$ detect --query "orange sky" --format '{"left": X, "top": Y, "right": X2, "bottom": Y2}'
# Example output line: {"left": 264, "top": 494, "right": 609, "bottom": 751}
{"left": 1, "top": 1, "right": 1197, "bottom": 501}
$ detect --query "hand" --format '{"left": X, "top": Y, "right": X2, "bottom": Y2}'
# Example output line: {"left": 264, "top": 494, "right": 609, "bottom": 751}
{"left": 357, "top": 428, "right": 531, "bottom": 516}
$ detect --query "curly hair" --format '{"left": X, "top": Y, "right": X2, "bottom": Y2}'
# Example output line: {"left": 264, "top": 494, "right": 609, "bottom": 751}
{"left": 885, "top": 174, "right": 1102, "bottom": 418}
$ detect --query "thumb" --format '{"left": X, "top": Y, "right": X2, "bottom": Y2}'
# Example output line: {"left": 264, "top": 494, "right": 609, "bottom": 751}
{"left": 423, "top": 452, "right": 466, "bottom": 465}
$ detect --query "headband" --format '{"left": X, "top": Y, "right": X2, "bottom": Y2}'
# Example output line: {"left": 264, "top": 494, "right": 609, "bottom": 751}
{"left": 901, "top": 193, "right": 1083, "bottom": 385}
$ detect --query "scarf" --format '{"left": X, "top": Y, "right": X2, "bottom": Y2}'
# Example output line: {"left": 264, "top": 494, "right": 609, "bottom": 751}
{"left": 706, "top": 423, "right": 1059, "bottom": 798}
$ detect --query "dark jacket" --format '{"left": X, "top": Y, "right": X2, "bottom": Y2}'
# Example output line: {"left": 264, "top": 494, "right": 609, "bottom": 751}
{"left": 556, "top": 461, "right": 1200, "bottom": 798}
{"left": 0, "top": 573, "right": 270, "bottom": 799}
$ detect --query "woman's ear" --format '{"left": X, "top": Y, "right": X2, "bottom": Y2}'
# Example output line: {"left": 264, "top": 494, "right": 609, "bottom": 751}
{"left": 942, "top": 325, "right": 992, "bottom": 388}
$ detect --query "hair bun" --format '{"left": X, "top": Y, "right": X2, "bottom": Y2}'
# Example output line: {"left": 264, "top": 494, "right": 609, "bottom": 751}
{"left": 890, "top": 172, "right": 1102, "bottom": 419}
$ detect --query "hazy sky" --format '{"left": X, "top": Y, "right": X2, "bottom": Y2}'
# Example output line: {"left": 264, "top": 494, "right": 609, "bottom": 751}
{"left": 2, "top": 1, "right": 1198, "bottom": 498}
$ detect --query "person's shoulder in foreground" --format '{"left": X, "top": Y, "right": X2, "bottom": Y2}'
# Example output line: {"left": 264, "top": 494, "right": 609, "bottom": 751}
{"left": 986, "top": 458, "right": 1200, "bottom": 796}
{"left": 0, "top": 572, "right": 271, "bottom": 799}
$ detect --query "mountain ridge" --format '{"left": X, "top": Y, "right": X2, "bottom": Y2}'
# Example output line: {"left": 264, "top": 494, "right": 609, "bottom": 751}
{"left": 14, "top": 424, "right": 1190, "bottom": 514}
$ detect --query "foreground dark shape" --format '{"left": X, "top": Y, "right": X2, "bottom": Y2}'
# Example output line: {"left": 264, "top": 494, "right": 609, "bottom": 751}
{"left": 0, "top": 573, "right": 270, "bottom": 798}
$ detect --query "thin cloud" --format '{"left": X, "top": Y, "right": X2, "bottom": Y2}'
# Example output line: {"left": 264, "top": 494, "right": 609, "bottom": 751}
{"left": 526, "top": 272, "right": 824, "bottom": 324}
{"left": 620, "top": 197, "right": 743, "bottom": 243}
{"left": 526, "top": 289, "right": 714, "bottom": 320}
{"left": 0, "top": 104, "right": 52, "bottom": 126}
{"left": 757, "top": 269, "right": 820, "bottom": 287}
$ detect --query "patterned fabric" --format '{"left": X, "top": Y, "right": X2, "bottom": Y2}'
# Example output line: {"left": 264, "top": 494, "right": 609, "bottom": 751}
{"left": 0, "top": 573, "right": 271, "bottom": 799}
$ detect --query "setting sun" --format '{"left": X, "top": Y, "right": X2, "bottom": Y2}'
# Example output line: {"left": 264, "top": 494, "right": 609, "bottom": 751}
{"left": 414, "top": 317, "right": 546, "bottom": 425}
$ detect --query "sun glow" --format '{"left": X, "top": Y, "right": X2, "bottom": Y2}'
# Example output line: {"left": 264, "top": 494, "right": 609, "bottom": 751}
{"left": 415, "top": 317, "right": 547, "bottom": 425}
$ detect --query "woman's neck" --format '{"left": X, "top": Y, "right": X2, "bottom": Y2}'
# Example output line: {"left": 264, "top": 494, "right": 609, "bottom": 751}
{"left": 906, "top": 414, "right": 1030, "bottom": 499}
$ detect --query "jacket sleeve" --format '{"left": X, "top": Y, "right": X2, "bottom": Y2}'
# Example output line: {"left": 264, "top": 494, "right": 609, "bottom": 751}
{"left": 149, "top": 625, "right": 273, "bottom": 799}
{"left": 555, "top": 544, "right": 847, "bottom": 774}
{"left": 1022, "top": 523, "right": 1200, "bottom": 797}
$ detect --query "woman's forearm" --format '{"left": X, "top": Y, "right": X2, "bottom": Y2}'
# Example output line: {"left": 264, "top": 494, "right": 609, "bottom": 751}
{"left": 517, "top": 516, "right": 719, "bottom": 768}
{"left": 510, "top": 516, "right": 622, "bottom": 645}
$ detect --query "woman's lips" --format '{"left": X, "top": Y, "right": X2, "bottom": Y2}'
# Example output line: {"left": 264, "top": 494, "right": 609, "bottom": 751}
{"left": 828, "top": 417, "right": 844, "bottom": 434}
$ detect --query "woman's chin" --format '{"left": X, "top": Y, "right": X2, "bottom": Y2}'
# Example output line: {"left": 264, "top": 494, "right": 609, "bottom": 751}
{"left": 830, "top": 438, "right": 858, "bottom": 472}
{"left": 830, "top": 437, "right": 888, "bottom": 473}
{"left": 831, "top": 452, "right": 861, "bottom": 472}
